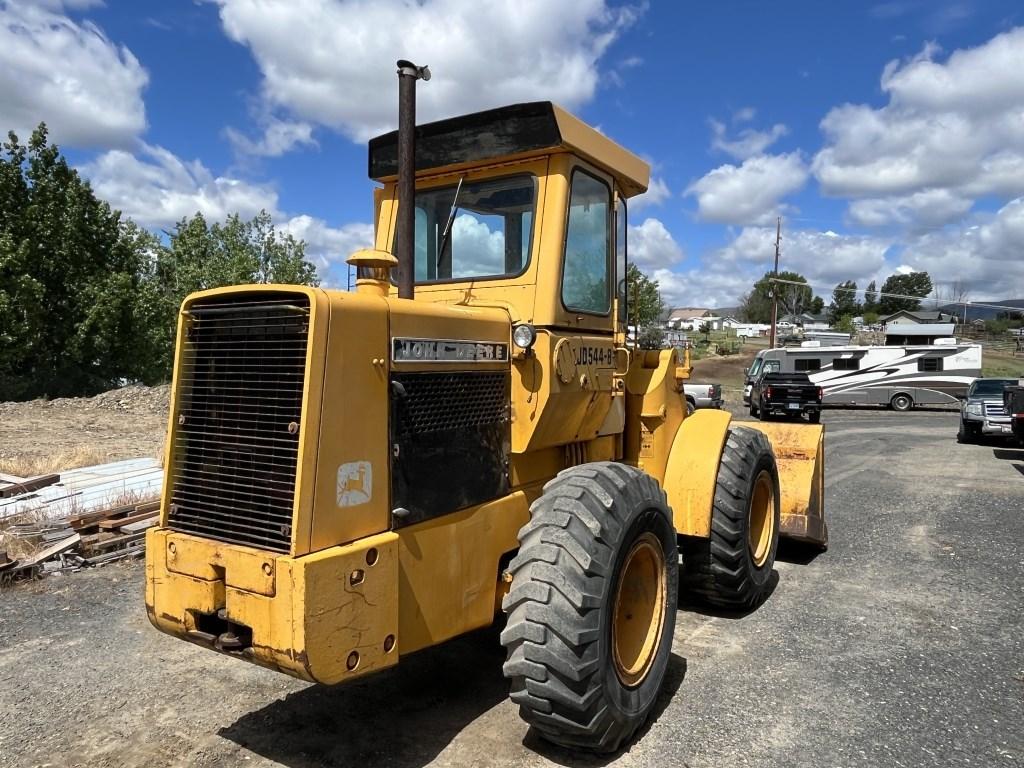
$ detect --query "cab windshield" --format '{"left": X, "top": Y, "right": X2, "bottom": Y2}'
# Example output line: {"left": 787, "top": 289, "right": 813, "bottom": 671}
{"left": 970, "top": 379, "right": 1015, "bottom": 397}
{"left": 397, "top": 174, "right": 536, "bottom": 283}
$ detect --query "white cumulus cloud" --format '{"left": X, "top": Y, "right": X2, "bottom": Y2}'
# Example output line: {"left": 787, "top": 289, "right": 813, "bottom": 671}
{"left": 630, "top": 176, "right": 670, "bottom": 211}
{"left": 813, "top": 28, "right": 1024, "bottom": 227}
{"left": 628, "top": 217, "right": 684, "bottom": 269}
{"left": 686, "top": 152, "right": 808, "bottom": 226}
{"left": 211, "top": 0, "right": 640, "bottom": 142}
{"left": 710, "top": 117, "right": 788, "bottom": 160}
{"left": 0, "top": 1, "right": 148, "bottom": 148}
{"left": 225, "top": 117, "right": 317, "bottom": 158}
{"left": 81, "top": 144, "right": 280, "bottom": 229}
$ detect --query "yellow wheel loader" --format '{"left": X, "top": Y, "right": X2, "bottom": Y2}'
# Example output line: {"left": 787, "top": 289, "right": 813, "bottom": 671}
{"left": 146, "top": 62, "right": 826, "bottom": 753}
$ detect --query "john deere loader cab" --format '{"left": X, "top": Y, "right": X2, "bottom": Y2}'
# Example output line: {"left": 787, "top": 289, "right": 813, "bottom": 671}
{"left": 147, "top": 68, "right": 826, "bottom": 754}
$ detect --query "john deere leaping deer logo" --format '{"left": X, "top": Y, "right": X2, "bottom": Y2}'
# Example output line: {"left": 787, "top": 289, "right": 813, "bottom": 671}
{"left": 336, "top": 461, "right": 372, "bottom": 507}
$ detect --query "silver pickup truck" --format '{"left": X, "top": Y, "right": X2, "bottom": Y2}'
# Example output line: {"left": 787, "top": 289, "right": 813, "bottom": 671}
{"left": 682, "top": 382, "right": 723, "bottom": 415}
{"left": 958, "top": 377, "right": 1017, "bottom": 443}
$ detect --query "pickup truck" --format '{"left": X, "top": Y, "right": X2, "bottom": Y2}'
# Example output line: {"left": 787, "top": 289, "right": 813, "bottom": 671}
{"left": 682, "top": 382, "right": 723, "bottom": 414}
{"left": 958, "top": 378, "right": 1017, "bottom": 443}
{"left": 1003, "top": 385, "right": 1019, "bottom": 444}
{"left": 1002, "top": 384, "right": 1024, "bottom": 446}
{"left": 749, "top": 372, "right": 823, "bottom": 423}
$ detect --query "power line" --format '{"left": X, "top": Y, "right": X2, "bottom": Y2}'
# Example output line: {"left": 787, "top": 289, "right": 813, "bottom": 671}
{"left": 767, "top": 277, "right": 1023, "bottom": 313}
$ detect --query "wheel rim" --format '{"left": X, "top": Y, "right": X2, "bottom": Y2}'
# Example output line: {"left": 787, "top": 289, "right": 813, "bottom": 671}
{"left": 612, "top": 532, "right": 667, "bottom": 688}
{"left": 747, "top": 470, "right": 775, "bottom": 568}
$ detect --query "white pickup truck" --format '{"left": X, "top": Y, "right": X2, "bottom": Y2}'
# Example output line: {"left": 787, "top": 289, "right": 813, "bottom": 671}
{"left": 682, "top": 382, "right": 724, "bottom": 415}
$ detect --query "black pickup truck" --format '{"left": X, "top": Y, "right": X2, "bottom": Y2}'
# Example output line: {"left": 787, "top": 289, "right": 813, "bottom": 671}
{"left": 749, "top": 372, "right": 823, "bottom": 423}
{"left": 1005, "top": 385, "right": 1024, "bottom": 445}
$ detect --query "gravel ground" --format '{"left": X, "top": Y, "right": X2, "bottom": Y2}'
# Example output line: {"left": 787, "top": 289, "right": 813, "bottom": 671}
{"left": 1, "top": 409, "right": 1022, "bottom": 768}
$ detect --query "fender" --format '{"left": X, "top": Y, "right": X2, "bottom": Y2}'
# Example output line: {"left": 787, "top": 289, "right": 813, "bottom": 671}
{"left": 661, "top": 409, "right": 732, "bottom": 537}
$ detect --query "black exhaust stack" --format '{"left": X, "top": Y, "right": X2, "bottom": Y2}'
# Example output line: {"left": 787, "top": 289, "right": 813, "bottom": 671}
{"left": 395, "top": 59, "right": 430, "bottom": 300}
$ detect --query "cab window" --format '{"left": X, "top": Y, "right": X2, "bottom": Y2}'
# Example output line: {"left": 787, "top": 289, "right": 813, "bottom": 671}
{"left": 396, "top": 174, "right": 536, "bottom": 283}
{"left": 562, "top": 170, "right": 611, "bottom": 314}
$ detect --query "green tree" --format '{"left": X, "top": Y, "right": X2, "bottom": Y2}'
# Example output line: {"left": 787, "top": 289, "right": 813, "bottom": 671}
{"left": 878, "top": 272, "right": 933, "bottom": 315}
{"left": 835, "top": 315, "right": 855, "bottom": 334}
{"left": 149, "top": 210, "right": 320, "bottom": 373}
{"left": 0, "top": 125, "right": 161, "bottom": 399}
{"left": 738, "top": 289, "right": 772, "bottom": 323}
{"left": 828, "top": 280, "right": 860, "bottom": 324}
{"left": 863, "top": 280, "right": 878, "bottom": 313}
{"left": 743, "top": 271, "right": 814, "bottom": 322}
{"left": 810, "top": 295, "right": 825, "bottom": 315}
{"left": 625, "top": 263, "right": 665, "bottom": 347}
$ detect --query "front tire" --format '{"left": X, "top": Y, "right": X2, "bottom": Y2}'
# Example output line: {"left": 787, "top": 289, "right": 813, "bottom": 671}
{"left": 501, "top": 463, "right": 678, "bottom": 753}
{"left": 681, "top": 427, "right": 780, "bottom": 609}
{"left": 956, "top": 419, "right": 975, "bottom": 444}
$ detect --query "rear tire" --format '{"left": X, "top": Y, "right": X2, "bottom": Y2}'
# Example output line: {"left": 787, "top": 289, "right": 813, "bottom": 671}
{"left": 686, "top": 399, "right": 696, "bottom": 416}
{"left": 749, "top": 402, "right": 759, "bottom": 418}
{"left": 758, "top": 405, "right": 770, "bottom": 421}
{"left": 501, "top": 463, "right": 678, "bottom": 753}
{"left": 807, "top": 411, "right": 821, "bottom": 424}
{"left": 681, "top": 427, "right": 780, "bottom": 609}
{"left": 890, "top": 393, "right": 913, "bottom": 411}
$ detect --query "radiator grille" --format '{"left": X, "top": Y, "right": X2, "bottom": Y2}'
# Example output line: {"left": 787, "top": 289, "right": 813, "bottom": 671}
{"left": 395, "top": 372, "right": 507, "bottom": 435}
{"left": 984, "top": 402, "right": 1008, "bottom": 419}
{"left": 167, "top": 294, "right": 309, "bottom": 553}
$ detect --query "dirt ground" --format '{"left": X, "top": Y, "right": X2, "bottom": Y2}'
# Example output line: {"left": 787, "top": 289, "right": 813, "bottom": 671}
{"left": 0, "top": 385, "right": 169, "bottom": 477}
{"left": 1, "top": 410, "right": 1022, "bottom": 768}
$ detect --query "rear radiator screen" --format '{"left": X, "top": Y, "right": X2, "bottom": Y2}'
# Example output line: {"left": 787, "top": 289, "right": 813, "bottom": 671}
{"left": 168, "top": 294, "right": 309, "bottom": 553}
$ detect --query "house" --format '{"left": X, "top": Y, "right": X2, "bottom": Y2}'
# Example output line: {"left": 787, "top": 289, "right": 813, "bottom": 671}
{"left": 884, "top": 322, "right": 956, "bottom": 345}
{"left": 664, "top": 307, "right": 711, "bottom": 330}
{"left": 879, "top": 309, "right": 956, "bottom": 325}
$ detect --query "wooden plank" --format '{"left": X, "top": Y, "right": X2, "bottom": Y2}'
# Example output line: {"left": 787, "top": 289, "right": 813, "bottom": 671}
{"left": 81, "top": 530, "right": 147, "bottom": 555}
{"left": 0, "top": 472, "right": 27, "bottom": 484}
{"left": 69, "top": 500, "right": 159, "bottom": 529}
{"left": 119, "top": 516, "right": 158, "bottom": 534}
{"left": 0, "top": 473, "right": 60, "bottom": 499}
{"left": 98, "top": 509, "right": 160, "bottom": 531}
{"left": 21, "top": 533, "right": 81, "bottom": 567}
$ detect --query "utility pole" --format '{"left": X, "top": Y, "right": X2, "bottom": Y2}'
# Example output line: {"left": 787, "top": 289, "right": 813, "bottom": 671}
{"left": 769, "top": 216, "right": 781, "bottom": 349}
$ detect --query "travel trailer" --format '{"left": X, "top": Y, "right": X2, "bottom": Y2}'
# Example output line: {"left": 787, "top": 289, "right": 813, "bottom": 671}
{"left": 743, "top": 341, "right": 982, "bottom": 410}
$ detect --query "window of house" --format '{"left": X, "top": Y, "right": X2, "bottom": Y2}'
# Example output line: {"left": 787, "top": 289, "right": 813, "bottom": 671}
{"left": 834, "top": 357, "right": 860, "bottom": 370}
{"left": 562, "top": 170, "right": 611, "bottom": 314}
{"left": 795, "top": 358, "right": 821, "bottom": 372}
{"left": 918, "top": 357, "right": 943, "bottom": 372}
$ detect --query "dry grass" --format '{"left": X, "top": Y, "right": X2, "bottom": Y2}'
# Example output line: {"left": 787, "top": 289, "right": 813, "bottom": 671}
{"left": 0, "top": 445, "right": 117, "bottom": 479}
{"left": 982, "top": 348, "right": 1024, "bottom": 379}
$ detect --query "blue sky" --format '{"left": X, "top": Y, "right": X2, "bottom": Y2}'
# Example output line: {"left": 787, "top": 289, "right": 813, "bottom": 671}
{"left": 3, "top": 0, "right": 1023, "bottom": 307}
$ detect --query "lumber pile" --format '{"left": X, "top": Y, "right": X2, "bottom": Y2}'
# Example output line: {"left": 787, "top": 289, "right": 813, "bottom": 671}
{"left": 0, "top": 459, "right": 163, "bottom": 583}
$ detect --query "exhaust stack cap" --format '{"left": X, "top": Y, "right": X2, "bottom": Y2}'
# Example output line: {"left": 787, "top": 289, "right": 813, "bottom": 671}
{"left": 397, "top": 60, "right": 430, "bottom": 80}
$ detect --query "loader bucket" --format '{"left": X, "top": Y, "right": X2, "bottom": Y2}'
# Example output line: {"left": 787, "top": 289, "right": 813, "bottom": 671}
{"left": 744, "top": 422, "right": 827, "bottom": 549}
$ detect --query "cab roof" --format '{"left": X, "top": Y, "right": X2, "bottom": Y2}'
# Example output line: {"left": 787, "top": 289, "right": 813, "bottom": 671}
{"left": 368, "top": 101, "right": 650, "bottom": 198}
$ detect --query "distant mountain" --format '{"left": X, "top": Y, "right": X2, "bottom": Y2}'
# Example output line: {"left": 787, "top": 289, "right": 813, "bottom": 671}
{"left": 938, "top": 298, "right": 1024, "bottom": 321}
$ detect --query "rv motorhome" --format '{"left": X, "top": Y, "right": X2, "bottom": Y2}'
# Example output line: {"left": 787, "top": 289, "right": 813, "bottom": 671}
{"left": 743, "top": 341, "right": 982, "bottom": 410}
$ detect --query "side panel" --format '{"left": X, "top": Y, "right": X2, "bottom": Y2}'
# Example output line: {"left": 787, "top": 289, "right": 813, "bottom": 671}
{"left": 309, "top": 291, "right": 391, "bottom": 553}
{"left": 397, "top": 491, "right": 534, "bottom": 654}
{"left": 511, "top": 329, "right": 619, "bottom": 454}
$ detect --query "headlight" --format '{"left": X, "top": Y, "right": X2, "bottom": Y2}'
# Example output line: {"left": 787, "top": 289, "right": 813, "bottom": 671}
{"left": 965, "top": 402, "right": 982, "bottom": 417}
{"left": 512, "top": 323, "right": 536, "bottom": 350}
